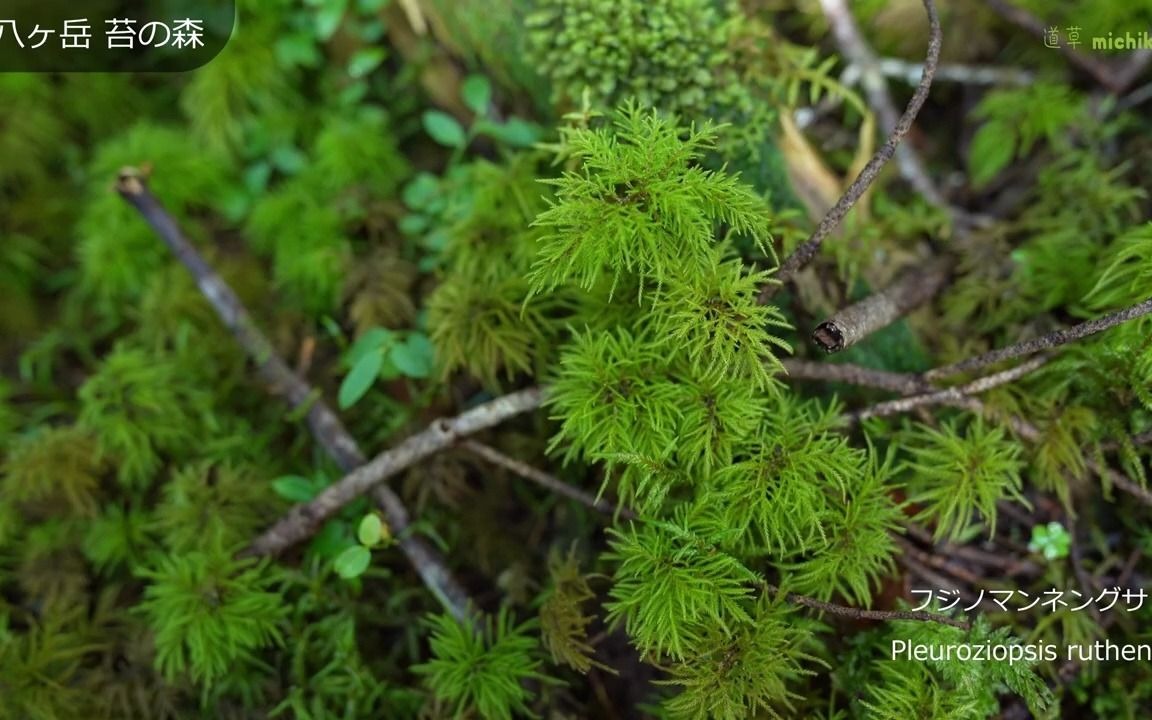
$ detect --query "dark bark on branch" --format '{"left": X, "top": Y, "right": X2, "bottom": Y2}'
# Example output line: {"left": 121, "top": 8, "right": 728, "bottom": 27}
{"left": 245, "top": 388, "right": 545, "bottom": 557}
{"left": 115, "top": 167, "right": 480, "bottom": 621}
{"left": 818, "top": 0, "right": 951, "bottom": 213}
{"left": 849, "top": 354, "right": 1049, "bottom": 422}
{"left": 781, "top": 358, "right": 931, "bottom": 395}
{"left": 762, "top": 583, "right": 970, "bottom": 630}
{"left": 923, "top": 297, "right": 1152, "bottom": 381}
{"left": 461, "top": 440, "right": 634, "bottom": 520}
{"left": 759, "top": 0, "right": 942, "bottom": 302}
{"left": 812, "top": 257, "right": 951, "bottom": 353}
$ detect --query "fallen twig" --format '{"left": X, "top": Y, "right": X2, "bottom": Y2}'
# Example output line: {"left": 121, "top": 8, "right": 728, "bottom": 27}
{"left": 762, "top": 582, "right": 970, "bottom": 630}
{"left": 760, "top": 0, "right": 942, "bottom": 301}
{"left": 116, "top": 167, "right": 480, "bottom": 621}
{"left": 246, "top": 388, "right": 545, "bottom": 557}
{"left": 849, "top": 354, "right": 1049, "bottom": 423}
{"left": 461, "top": 440, "right": 634, "bottom": 520}
{"left": 812, "top": 256, "right": 951, "bottom": 353}
{"left": 923, "top": 297, "right": 1152, "bottom": 381}
{"left": 818, "top": 0, "right": 951, "bottom": 213}
{"left": 844, "top": 57, "right": 1034, "bottom": 86}
{"left": 781, "top": 358, "right": 930, "bottom": 395}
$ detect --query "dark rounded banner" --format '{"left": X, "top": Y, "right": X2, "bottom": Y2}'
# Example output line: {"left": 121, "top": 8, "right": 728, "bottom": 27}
{"left": 0, "top": 1, "right": 234, "bottom": 72}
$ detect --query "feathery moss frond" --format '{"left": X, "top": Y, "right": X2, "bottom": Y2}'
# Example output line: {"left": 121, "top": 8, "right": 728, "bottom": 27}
{"left": 244, "top": 184, "right": 350, "bottom": 316}
{"left": 310, "top": 106, "right": 411, "bottom": 203}
{"left": 538, "top": 547, "right": 610, "bottom": 674}
{"left": 84, "top": 503, "right": 154, "bottom": 573}
{"left": 703, "top": 395, "right": 863, "bottom": 557}
{"left": 861, "top": 661, "right": 979, "bottom": 720}
{"left": 780, "top": 443, "right": 904, "bottom": 605}
{"left": 0, "top": 604, "right": 107, "bottom": 720}
{"left": 527, "top": 103, "right": 770, "bottom": 298}
{"left": 412, "top": 608, "right": 551, "bottom": 720}
{"left": 2, "top": 426, "right": 104, "bottom": 519}
{"left": 546, "top": 327, "right": 687, "bottom": 463}
{"left": 152, "top": 462, "right": 277, "bottom": 554}
{"left": 428, "top": 275, "right": 561, "bottom": 389}
{"left": 601, "top": 452, "right": 689, "bottom": 516}
{"left": 901, "top": 417, "right": 1026, "bottom": 542}
{"left": 1084, "top": 222, "right": 1152, "bottom": 311}
{"left": 651, "top": 251, "right": 791, "bottom": 389}
{"left": 603, "top": 509, "right": 758, "bottom": 659}
{"left": 78, "top": 345, "right": 215, "bottom": 489}
{"left": 660, "top": 596, "right": 820, "bottom": 720}
{"left": 138, "top": 549, "right": 287, "bottom": 686}
{"left": 882, "top": 617, "right": 1054, "bottom": 717}
{"left": 17, "top": 520, "right": 91, "bottom": 608}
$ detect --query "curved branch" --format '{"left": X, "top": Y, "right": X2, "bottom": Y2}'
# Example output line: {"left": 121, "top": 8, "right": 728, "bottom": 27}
{"left": 760, "top": 0, "right": 942, "bottom": 302}
{"left": 812, "top": 256, "right": 951, "bottom": 353}
{"left": 244, "top": 388, "right": 545, "bottom": 558}
{"left": 115, "top": 167, "right": 480, "bottom": 621}
{"left": 923, "top": 297, "right": 1152, "bottom": 381}
{"left": 762, "top": 583, "right": 970, "bottom": 630}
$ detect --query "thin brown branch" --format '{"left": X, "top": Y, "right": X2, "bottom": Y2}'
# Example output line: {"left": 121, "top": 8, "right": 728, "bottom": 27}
{"left": 1118, "top": 77, "right": 1152, "bottom": 113}
{"left": 983, "top": 0, "right": 1144, "bottom": 94}
{"left": 115, "top": 166, "right": 479, "bottom": 621}
{"left": 812, "top": 256, "right": 951, "bottom": 353}
{"left": 905, "top": 523, "right": 1040, "bottom": 576}
{"left": 245, "top": 388, "right": 545, "bottom": 557}
{"left": 760, "top": 0, "right": 942, "bottom": 302}
{"left": 762, "top": 583, "right": 969, "bottom": 630}
{"left": 923, "top": 296, "right": 1152, "bottom": 381}
{"left": 780, "top": 358, "right": 930, "bottom": 395}
{"left": 818, "top": 0, "right": 950, "bottom": 212}
{"left": 461, "top": 440, "right": 635, "bottom": 520}
{"left": 900, "top": 551, "right": 980, "bottom": 609}
{"left": 895, "top": 537, "right": 987, "bottom": 587}
{"left": 1116, "top": 49, "right": 1152, "bottom": 94}
{"left": 849, "top": 354, "right": 1049, "bottom": 423}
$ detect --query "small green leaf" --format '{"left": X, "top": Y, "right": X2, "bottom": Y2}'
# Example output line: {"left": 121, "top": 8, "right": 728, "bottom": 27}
{"left": 402, "top": 173, "right": 440, "bottom": 210}
{"left": 339, "top": 349, "right": 383, "bottom": 409}
{"left": 334, "top": 545, "right": 372, "bottom": 579}
{"left": 272, "top": 475, "right": 319, "bottom": 503}
{"left": 422, "top": 110, "right": 467, "bottom": 148}
{"left": 1029, "top": 521, "right": 1070, "bottom": 560}
{"left": 358, "top": 513, "right": 384, "bottom": 546}
{"left": 391, "top": 333, "right": 435, "bottom": 378}
{"left": 244, "top": 161, "right": 272, "bottom": 193}
{"left": 347, "top": 47, "right": 385, "bottom": 78}
{"left": 461, "top": 74, "right": 492, "bottom": 115}
{"left": 346, "top": 328, "right": 392, "bottom": 366}
{"left": 483, "top": 117, "right": 540, "bottom": 148}
{"left": 313, "top": 0, "right": 348, "bottom": 41}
